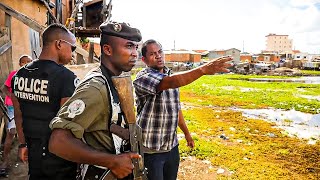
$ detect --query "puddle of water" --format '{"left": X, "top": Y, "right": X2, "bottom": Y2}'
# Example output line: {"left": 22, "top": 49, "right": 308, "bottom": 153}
{"left": 232, "top": 108, "right": 320, "bottom": 139}
{"left": 248, "top": 76, "right": 320, "bottom": 84}
{"left": 221, "top": 86, "right": 259, "bottom": 92}
{"left": 298, "top": 95, "right": 320, "bottom": 101}
{"left": 299, "top": 76, "right": 320, "bottom": 84}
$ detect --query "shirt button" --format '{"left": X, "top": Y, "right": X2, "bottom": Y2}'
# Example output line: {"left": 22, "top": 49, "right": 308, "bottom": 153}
{"left": 43, "top": 147, "right": 46, "bottom": 150}
{"left": 42, "top": 153, "right": 46, "bottom": 156}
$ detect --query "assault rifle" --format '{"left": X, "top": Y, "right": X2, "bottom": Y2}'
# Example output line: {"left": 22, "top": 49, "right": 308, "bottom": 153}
{"left": 99, "top": 74, "right": 147, "bottom": 180}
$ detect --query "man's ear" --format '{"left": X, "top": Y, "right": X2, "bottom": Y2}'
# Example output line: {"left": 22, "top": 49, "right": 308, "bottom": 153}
{"left": 102, "top": 44, "right": 112, "bottom": 56}
{"left": 56, "top": 40, "right": 62, "bottom": 50}
{"left": 141, "top": 56, "right": 146, "bottom": 63}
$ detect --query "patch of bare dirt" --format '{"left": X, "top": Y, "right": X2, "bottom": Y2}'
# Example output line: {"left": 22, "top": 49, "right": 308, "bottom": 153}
{"left": 0, "top": 142, "right": 28, "bottom": 180}
{"left": 178, "top": 156, "right": 232, "bottom": 180}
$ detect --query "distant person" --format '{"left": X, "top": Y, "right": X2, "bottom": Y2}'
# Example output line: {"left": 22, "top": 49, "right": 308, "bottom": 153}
{"left": 133, "top": 39, "right": 232, "bottom": 180}
{"left": 0, "top": 55, "right": 32, "bottom": 176}
{"left": 11, "top": 23, "right": 79, "bottom": 180}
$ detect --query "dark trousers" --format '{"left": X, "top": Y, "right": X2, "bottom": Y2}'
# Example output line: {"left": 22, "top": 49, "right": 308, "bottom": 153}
{"left": 144, "top": 145, "right": 180, "bottom": 180}
{"left": 26, "top": 137, "right": 77, "bottom": 180}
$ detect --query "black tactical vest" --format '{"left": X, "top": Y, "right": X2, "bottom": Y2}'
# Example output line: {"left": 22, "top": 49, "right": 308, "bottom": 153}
{"left": 12, "top": 60, "right": 73, "bottom": 138}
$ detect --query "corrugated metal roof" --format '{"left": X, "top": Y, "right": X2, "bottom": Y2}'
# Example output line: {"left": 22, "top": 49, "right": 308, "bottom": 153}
{"left": 265, "top": 33, "right": 289, "bottom": 37}
{"left": 193, "top": 50, "right": 209, "bottom": 55}
{"left": 164, "top": 50, "right": 201, "bottom": 54}
{"left": 210, "top": 48, "right": 241, "bottom": 52}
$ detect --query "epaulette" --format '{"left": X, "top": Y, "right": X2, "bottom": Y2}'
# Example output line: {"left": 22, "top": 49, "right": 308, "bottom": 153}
{"left": 80, "top": 69, "right": 108, "bottom": 86}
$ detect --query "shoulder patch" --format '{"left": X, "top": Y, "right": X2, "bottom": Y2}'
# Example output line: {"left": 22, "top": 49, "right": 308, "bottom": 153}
{"left": 67, "top": 99, "right": 86, "bottom": 118}
{"left": 74, "top": 78, "right": 80, "bottom": 87}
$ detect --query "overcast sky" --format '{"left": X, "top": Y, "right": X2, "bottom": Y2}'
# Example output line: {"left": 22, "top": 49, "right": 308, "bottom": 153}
{"left": 88, "top": 0, "right": 320, "bottom": 54}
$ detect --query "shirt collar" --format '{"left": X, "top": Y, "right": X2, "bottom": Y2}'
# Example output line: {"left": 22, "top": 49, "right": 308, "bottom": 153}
{"left": 100, "top": 63, "right": 115, "bottom": 78}
{"left": 147, "top": 66, "right": 171, "bottom": 75}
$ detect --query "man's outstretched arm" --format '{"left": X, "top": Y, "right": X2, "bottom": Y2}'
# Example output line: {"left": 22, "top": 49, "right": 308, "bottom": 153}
{"left": 158, "top": 56, "right": 233, "bottom": 91}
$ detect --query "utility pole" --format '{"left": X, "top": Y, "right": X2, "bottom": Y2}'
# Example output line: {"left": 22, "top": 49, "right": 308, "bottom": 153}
{"left": 242, "top": 40, "right": 244, "bottom": 52}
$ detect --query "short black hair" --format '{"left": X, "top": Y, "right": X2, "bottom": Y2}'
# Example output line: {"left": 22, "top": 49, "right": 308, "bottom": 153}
{"left": 100, "top": 34, "right": 114, "bottom": 58}
{"left": 100, "top": 34, "right": 112, "bottom": 46}
{"left": 141, "top": 39, "right": 162, "bottom": 57}
{"left": 19, "top": 55, "right": 32, "bottom": 64}
{"left": 42, "top": 23, "right": 70, "bottom": 47}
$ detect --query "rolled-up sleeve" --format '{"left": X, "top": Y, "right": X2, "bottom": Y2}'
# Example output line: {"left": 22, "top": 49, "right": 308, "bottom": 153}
{"left": 50, "top": 81, "right": 107, "bottom": 139}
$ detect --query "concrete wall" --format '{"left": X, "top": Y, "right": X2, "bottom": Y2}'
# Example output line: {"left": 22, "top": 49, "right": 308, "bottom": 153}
{"left": 0, "top": 0, "right": 47, "bottom": 70}
{"left": 265, "top": 34, "right": 292, "bottom": 53}
{"left": 270, "top": 55, "right": 280, "bottom": 62}
{"left": 66, "top": 63, "right": 99, "bottom": 80}
{"left": 165, "top": 53, "right": 171, "bottom": 61}
{"left": 164, "top": 52, "right": 201, "bottom": 63}
{"left": 225, "top": 49, "right": 240, "bottom": 64}
{"left": 240, "top": 55, "right": 252, "bottom": 62}
{"left": 170, "top": 53, "right": 190, "bottom": 62}
{"left": 209, "top": 49, "right": 240, "bottom": 64}
{"left": 191, "top": 54, "right": 201, "bottom": 62}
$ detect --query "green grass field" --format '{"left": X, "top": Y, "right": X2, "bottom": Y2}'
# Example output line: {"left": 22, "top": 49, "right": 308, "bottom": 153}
{"left": 177, "top": 74, "right": 320, "bottom": 179}
{"left": 180, "top": 74, "right": 320, "bottom": 114}
{"left": 301, "top": 69, "right": 320, "bottom": 76}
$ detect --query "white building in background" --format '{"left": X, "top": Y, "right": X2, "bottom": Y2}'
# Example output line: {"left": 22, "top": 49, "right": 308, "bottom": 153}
{"left": 293, "top": 53, "right": 309, "bottom": 61}
{"left": 208, "top": 48, "right": 241, "bottom": 64}
{"left": 265, "top": 33, "right": 293, "bottom": 53}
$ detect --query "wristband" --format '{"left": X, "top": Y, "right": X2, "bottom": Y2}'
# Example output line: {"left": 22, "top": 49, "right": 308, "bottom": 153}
{"left": 18, "top": 143, "right": 27, "bottom": 148}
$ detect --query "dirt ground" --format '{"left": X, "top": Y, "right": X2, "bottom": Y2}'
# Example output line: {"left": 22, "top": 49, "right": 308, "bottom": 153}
{"left": 177, "top": 156, "right": 232, "bottom": 180}
{"left": 0, "top": 142, "right": 28, "bottom": 180}
{"left": 0, "top": 141, "right": 220, "bottom": 180}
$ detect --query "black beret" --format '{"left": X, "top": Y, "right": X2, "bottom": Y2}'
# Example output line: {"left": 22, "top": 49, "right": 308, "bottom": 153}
{"left": 99, "top": 21, "right": 142, "bottom": 42}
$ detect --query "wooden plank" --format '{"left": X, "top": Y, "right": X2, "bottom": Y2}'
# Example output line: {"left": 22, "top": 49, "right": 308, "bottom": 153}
{"left": 74, "top": 28, "right": 100, "bottom": 37}
{"left": 88, "top": 42, "right": 94, "bottom": 63}
{"left": 5, "top": 13, "right": 11, "bottom": 40}
{"left": 0, "top": 47, "right": 11, "bottom": 84}
{"left": 75, "top": 44, "right": 99, "bottom": 62}
{"left": 76, "top": 53, "right": 86, "bottom": 64}
{"left": 0, "top": 95, "right": 6, "bottom": 146}
{"left": 84, "top": 0, "right": 103, "bottom": 7}
{"left": 41, "top": 0, "right": 58, "bottom": 23}
{"left": 0, "top": 116, "right": 5, "bottom": 147}
{"left": 0, "top": 34, "right": 9, "bottom": 46}
{"left": 0, "top": 2, "right": 45, "bottom": 32}
{"left": 83, "top": 6, "right": 86, "bottom": 28}
{"left": 0, "top": 41, "right": 11, "bottom": 56}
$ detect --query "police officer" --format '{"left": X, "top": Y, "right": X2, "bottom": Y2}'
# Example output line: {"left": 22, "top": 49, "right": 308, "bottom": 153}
{"left": 48, "top": 21, "right": 142, "bottom": 179}
{"left": 11, "top": 23, "right": 79, "bottom": 179}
